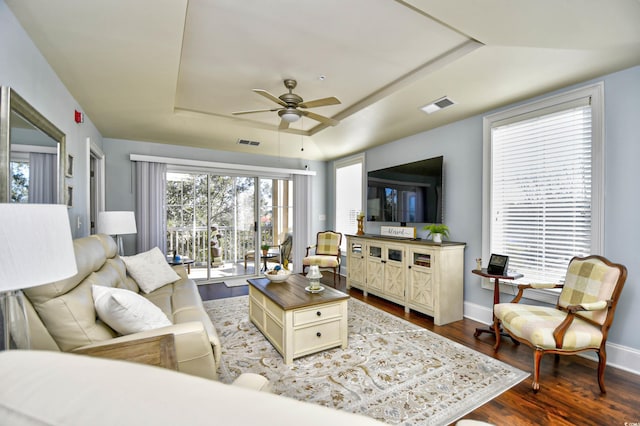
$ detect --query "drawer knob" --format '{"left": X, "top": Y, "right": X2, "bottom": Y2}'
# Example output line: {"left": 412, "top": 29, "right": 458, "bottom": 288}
{"left": 316, "top": 332, "right": 322, "bottom": 338}
{"left": 316, "top": 311, "right": 321, "bottom": 316}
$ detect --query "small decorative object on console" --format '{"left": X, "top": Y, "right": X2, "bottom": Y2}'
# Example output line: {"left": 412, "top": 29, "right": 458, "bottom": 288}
{"left": 356, "top": 211, "right": 365, "bottom": 235}
{"left": 423, "top": 224, "right": 449, "bottom": 243}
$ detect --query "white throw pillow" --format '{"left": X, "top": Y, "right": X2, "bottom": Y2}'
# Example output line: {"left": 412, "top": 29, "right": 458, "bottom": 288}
{"left": 121, "top": 247, "right": 181, "bottom": 293}
{"left": 92, "top": 285, "right": 172, "bottom": 335}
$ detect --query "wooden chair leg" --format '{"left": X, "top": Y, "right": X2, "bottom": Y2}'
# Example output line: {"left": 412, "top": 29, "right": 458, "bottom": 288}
{"left": 597, "top": 348, "right": 607, "bottom": 393}
{"left": 532, "top": 349, "right": 543, "bottom": 392}
{"left": 493, "top": 319, "right": 502, "bottom": 351}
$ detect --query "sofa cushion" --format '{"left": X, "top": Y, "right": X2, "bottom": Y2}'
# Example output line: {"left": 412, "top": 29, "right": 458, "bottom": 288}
{"left": 121, "top": 247, "right": 180, "bottom": 294}
{"left": 93, "top": 285, "right": 172, "bottom": 335}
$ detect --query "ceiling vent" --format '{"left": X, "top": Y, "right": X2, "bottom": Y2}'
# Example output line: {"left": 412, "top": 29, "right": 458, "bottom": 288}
{"left": 420, "top": 96, "right": 456, "bottom": 115}
{"left": 237, "top": 139, "right": 260, "bottom": 146}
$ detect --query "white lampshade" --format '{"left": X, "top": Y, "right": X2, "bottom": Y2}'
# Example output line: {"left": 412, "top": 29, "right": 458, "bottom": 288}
{"left": 279, "top": 108, "right": 301, "bottom": 123}
{"left": 0, "top": 204, "right": 77, "bottom": 291}
{"left": 97, "top": 211, "right": 137, "bottom": 235}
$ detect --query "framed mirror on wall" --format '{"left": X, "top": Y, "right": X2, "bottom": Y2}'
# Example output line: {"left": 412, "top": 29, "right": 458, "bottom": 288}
{"left": 0, "top": 87, "right": 66, "bottom": 204}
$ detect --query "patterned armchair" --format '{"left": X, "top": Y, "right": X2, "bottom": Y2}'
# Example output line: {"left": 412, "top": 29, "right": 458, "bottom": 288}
{"left": 493, "top": 255, "right": 627, "bottom": 392}
{"left": 302, "top": 231, "right": 342, "bottom": 286}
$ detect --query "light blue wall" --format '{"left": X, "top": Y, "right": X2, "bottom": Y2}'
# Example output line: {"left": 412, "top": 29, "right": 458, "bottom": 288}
{"left": 0, "top": 0, "right": 104, "bottom": 237}
{"left": 102, "top": 138, "right": 328, "bottom": 253}
{"left": 331, "top": 66, "right": 640, "bottom": 352}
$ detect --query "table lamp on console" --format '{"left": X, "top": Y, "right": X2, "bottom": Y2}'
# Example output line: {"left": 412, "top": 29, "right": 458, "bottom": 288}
{"left": 0, "top": 204, "right": 77, "bottom": 350}
{"left": 97, "top": 211, "right": 137, "bottom": 256}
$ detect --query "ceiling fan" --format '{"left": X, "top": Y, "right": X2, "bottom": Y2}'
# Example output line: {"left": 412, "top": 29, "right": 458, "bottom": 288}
{"left": 232, "top": 79, "right": 341, "bottom": 130}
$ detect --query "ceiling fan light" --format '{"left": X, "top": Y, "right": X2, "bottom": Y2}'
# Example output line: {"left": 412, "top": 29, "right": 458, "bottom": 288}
{"left": 279, "top": 108, "right": 301, "bottom": 123}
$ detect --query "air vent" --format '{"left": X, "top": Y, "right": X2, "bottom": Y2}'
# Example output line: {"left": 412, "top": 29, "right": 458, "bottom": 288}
{"left": 434, "top": 97, "right": 454, "bottom": 109}
{"left": 237, "top": 139, "right": 260, "bottom": 146}
{"left": 420, "top": 96, "right": 456, "bottom": 114}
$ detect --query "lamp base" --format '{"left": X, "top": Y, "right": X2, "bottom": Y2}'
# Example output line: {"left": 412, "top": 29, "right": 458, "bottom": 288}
{"left": 1, "top": 290, "right": 31, "bottom": 350}
{"left": 116, "top": 235, "right": 125, "bottom": 256}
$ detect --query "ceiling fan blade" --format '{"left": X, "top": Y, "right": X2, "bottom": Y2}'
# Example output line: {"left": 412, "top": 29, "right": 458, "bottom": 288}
{"left": 232, "top": 107, "right": 281, "bottom": 115}
{"left": 298, "top": 96, "right": 341, "bottom": 109}
{"left": 253, "top": 89, "right": 287, "bottom": 107}
{"left": 278, "top": 119, "right": 290, "bottom": 130}
{"left": 301, "top": 110, "right": 339, "bottom": 126}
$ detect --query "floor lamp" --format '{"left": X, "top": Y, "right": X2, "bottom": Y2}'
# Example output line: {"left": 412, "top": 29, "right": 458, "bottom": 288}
{"left": 97, "top": 211, "right": 137, "bottom": 256}
{"left": 0, "top": 204, "right": 77, "bottom": 350}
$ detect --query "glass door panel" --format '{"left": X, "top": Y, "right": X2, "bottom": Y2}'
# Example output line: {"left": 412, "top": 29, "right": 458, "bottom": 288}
{"left": 209, "top": 175, "right": 256, "bottom": 279}
{"left": 166, "top": 172, "right": 197, "bottom": 262}
{"left": 258, "top": 178, "right": 293, "bottom": 271}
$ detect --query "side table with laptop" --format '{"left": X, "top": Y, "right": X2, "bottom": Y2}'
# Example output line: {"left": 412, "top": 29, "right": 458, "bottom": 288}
{"left": 472, "top": 267, "right": 523, "bottom": 347}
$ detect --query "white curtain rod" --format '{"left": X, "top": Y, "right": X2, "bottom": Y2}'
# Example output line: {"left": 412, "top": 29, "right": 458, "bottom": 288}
{"left": 129, "top": 154, "right": 316, "bottom": 176}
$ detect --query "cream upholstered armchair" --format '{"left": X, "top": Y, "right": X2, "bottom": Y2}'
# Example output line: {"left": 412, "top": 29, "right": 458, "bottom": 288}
{"left": 302, "top": 231, "right": 342, "bottom": 286}
{"left": 493, "top": 255, "right": 627, "bottom": 393}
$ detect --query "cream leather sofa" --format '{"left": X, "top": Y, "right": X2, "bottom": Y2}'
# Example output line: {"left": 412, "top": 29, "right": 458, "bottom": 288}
{"left": 22, "top": 234, "right": 221, "bottom": 380}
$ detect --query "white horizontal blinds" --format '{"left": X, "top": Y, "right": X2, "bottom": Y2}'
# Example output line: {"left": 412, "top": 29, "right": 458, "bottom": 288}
{"left": 490, "top": 97, "right": 592, "bottom": 284}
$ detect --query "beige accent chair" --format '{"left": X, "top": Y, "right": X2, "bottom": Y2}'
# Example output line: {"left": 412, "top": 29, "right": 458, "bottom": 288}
{"left": 303, "top": 231, "right": 342, "bottom": 286}
{"left": 493, "top": 255, "right": 627, "bottom": 392}
{"left": 21, "top": 234, "right": 222, "bottom": 380}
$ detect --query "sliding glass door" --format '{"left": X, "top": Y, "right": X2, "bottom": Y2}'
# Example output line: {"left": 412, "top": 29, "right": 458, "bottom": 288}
{"left": 166, "top": 171, "right": 292, "bottom": 281}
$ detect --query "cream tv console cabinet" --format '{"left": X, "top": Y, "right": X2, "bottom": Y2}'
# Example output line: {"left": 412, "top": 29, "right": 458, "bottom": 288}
{"left": 346, "top": 234, "right": 465, "bottom": 325}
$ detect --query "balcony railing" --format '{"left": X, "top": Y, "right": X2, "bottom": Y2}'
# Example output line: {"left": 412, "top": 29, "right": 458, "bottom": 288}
{"left": 166, "top": 225, "right": 273, "bottom": 267}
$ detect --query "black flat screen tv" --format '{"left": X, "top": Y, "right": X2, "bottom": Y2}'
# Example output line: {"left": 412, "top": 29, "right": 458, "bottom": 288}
{"left": 366, "top": 156, "right": 443, "bottom": 224}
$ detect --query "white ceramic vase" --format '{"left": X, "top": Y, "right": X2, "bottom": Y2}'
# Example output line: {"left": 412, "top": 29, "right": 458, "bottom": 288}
{"left": 432, "top": 233, "right": 442, "bottom": 243}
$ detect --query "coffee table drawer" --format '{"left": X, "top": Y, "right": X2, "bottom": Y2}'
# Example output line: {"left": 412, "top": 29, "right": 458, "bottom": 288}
{"left": 293, "top": 303, "right": 342, "bottom": 326}
{"left": 293, "top": 319, "right": 342, "bottom": 354}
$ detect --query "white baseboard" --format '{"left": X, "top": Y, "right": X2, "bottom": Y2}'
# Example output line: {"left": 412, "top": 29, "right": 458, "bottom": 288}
{"left": 463, "top": 301, "right": 640, "bottom": 376}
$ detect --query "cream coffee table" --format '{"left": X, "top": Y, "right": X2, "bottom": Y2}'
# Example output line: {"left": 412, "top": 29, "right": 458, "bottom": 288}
{"left": 248, "top": 274, "right": 348, "bottom": 364}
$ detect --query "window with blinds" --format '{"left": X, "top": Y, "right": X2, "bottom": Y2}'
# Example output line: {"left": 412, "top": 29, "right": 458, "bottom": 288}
{"left": 484, "top": 83, "right": 603, "bottom": 287}
{"left": 335, "top": 154, "right": 364, "bottom": 251}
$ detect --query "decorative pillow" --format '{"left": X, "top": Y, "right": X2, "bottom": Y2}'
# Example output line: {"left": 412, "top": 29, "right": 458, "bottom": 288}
{"left": 92, "top": 285, "right": 172, "bottom": 335}
{"left": 121, "top": 247, "right": 181, "bottom": 293}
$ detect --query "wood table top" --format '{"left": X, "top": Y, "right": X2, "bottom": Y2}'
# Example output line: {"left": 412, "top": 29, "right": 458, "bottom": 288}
{"left": 247, "top": 274, "right": 349, "bottom": 310}
{"left": 472, "top": 268, "right": 523, "bottom": 280}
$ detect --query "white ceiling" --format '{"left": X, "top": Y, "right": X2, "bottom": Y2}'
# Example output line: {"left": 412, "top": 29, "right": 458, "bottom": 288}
{"left": 6, "top": 0, "right": 640, "bottom": 161}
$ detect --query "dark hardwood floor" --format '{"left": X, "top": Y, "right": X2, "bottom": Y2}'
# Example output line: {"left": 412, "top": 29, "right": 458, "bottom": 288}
{"left": 199, "top": 274, "right": 640, "bottom": 426}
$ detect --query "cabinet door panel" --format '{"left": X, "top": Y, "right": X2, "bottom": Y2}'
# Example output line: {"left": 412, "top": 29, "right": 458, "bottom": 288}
{"left": 385, "top": 262, "right": 405, "bottom": 299}
{"left": 409, "top": 268, "right": 434, "bottom": 309}
{"left": 367, "top": 260, "right": 384, "bottom": 291}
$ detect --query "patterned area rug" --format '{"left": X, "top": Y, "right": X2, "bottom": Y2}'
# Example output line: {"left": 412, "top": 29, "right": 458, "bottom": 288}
{"left": 204, "top": 296, "right": 527, "bottom": 425}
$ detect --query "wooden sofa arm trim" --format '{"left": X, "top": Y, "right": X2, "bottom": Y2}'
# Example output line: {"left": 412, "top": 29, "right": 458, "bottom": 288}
{"left": 73, "top": 334, "right": 177, "bottom": 370}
